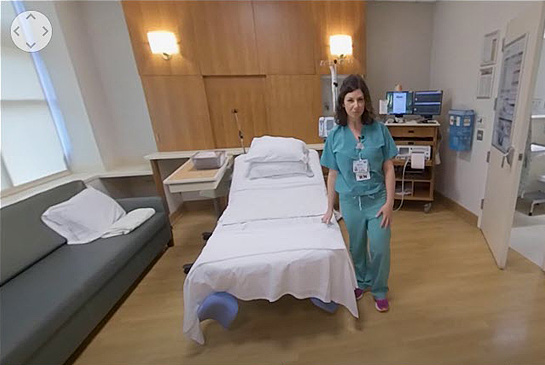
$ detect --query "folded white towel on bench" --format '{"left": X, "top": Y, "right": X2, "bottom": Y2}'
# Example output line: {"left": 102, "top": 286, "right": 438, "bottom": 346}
{"left": 102, "top": 208, "right": 155, "bottom": 238}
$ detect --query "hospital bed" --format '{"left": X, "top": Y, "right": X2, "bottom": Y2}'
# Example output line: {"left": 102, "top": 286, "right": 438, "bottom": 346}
{"left": 183, "top": 149, "right": 358, "bottom": 344}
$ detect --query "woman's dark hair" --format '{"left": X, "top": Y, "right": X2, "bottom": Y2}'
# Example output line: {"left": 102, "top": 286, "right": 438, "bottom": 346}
{"left": 335, "top": 74, "right": 375, "bottom": 126}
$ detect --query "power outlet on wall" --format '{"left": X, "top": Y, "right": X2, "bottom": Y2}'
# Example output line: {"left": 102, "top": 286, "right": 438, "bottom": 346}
{"left": 478, "top": 115, "right": 490, "bottom": 125}
{"left": 532, "top": 98, "right": 544, "bottom": 113}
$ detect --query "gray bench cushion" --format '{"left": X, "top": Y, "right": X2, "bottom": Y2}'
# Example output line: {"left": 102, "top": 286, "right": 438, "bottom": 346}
{"left": 0, "top": 211, "right": 167, "bottom": 365}
{"left": 0, "top": 181, "right": 85, "bottom": 285}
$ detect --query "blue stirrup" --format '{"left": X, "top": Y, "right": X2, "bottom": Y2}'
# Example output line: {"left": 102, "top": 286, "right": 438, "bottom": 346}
{"left": 197, "top": 292, "right": 239, "bottom": 329}
{"left": 310, "top": 298, "right": 339, "bottom": 313}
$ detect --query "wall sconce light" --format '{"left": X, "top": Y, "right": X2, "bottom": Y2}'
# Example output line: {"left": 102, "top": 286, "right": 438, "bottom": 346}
{"left": 329, "top": 34, "right": 353, "bottom": 59}
{"left": 321, "top": 35, "right": 353, "bottom": 112}
{"left": 147, "top": 31, "right": 179, "bottom": 60}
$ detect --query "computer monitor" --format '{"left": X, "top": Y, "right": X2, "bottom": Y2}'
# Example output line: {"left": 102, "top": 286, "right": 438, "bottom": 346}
{"left": 413, "top": 90, "right": 443, "bottom": 120}
{"left": 386, "top": 91, "right": 414, "bottom": 117}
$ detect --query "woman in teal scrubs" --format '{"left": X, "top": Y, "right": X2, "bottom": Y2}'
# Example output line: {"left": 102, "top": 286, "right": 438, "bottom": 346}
{"left": 321, "top": 74, "right": 397, "bottom": 312}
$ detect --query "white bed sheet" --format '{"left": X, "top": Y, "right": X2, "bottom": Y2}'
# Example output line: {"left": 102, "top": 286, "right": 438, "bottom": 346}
{"left": 183, "top": 150, "right": 358, "bottom": 344}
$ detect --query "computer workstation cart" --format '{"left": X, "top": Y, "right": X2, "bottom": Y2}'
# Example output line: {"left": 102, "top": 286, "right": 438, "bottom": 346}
{"left": 384, "top": 90, "right": 442, "bottom": 213}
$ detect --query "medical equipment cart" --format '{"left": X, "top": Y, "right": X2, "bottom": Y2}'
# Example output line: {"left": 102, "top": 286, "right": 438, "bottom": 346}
{"left": 386, "top": 120, "right": 440, "bottom": 213}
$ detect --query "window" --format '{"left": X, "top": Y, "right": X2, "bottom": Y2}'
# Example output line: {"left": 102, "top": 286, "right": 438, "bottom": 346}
{"left": 1, "top": 1, "right": 69, "bottom": 192}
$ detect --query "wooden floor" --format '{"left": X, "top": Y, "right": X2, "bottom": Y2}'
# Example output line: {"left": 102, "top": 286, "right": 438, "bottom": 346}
{"left": 73, "top": 201, "right": 545, "bottom": 365}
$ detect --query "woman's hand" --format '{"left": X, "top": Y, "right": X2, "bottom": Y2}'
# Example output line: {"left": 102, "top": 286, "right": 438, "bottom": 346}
{"left": 322, "top": 209, "right": 334, "bottom": 224}
{"left": 376, "top": 203, "right": 393, "bottom": 228}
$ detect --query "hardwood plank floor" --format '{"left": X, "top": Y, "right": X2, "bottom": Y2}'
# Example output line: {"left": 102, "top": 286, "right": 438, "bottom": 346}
{"left": 73, "top": 201, "right": 545, "bottom": 365}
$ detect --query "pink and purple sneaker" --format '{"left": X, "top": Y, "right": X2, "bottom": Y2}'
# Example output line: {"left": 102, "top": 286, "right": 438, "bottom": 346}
{"left": 354, "top": 287, "right": 371, "bottom": 300}
{"left": 374, "top": 298, "right": 389, "bottom": 312}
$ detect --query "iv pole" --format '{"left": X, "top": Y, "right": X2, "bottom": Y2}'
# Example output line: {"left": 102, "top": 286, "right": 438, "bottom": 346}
{"left": 329, "top": 59, "right": 338, "bottom": 113}
{"left": 231, "top": 109, "right": 246, "bottom": 154}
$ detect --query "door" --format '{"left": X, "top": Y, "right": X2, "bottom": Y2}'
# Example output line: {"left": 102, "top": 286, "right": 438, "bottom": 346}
{"left": 480, "top": 4, "right": 545, "bottom": 269}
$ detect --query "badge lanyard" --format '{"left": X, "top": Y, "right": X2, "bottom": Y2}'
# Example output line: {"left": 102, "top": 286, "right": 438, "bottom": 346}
{"left": 356, "top": 136, "right": 364, "bottom": 159}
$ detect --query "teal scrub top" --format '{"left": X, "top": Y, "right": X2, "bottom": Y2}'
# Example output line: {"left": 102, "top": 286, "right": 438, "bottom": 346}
{"left": 320, "top": 121, "right": 398, "bottom": 196}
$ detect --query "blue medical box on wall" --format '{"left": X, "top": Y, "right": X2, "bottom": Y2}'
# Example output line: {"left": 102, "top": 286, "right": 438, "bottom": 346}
{"left": 448, "top": 109, "right": 475, "bottom": 151}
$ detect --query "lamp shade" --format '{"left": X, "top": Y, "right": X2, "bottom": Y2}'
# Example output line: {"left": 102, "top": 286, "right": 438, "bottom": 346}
{"left": 329, "top": 35, "right": 352, "bottom": 57}
{"left": 147, "top": 31, "right": 179, "bottom": 55}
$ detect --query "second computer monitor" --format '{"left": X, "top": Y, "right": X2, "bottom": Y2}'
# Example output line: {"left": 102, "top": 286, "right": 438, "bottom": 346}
{"left": 413, "top": 90, "right": 443, "bottom": 119}
{"left": 386, "top": 91, "right": 413, "bottom": 117}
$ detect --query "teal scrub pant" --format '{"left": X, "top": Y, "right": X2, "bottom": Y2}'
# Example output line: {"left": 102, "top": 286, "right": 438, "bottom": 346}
{"left": 340, "top": 191, "right": 391, "bottom": 299}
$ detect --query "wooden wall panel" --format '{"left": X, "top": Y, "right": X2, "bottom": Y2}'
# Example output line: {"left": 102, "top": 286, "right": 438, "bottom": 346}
{"left": 253, "top": 1, "right": 316, "bottom": 75}
{"left": 312, "top": 1, "right": 366, "bottom": 76}
{"left": 141, "top": 76, "right": 215, "bottom": 151}
{"left": 191, "top": 2, "right": 260, "bottom": 75}
{"left": 204, "top": 77, "right": 269, "bottom": 148}
{"left": 266, "top": 75, "right": 322, "bottom": 143}
{"left": 122, "top": 1, "right": 200, "bottom": 75}
{"left": 123, "top": 1, "right": 367, "bottom": 151}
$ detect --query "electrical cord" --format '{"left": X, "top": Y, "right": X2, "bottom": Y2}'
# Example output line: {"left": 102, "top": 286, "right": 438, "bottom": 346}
{"left": 394, "top": 157, "right": 410, "bottom": 212}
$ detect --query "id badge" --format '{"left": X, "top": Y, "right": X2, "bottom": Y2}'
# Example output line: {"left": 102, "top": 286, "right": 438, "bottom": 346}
{"left": 353, "top": 159, "right": 370, "bottom": 181}
{"left": 353, "top": 159, "right": 369, "bottom": 173}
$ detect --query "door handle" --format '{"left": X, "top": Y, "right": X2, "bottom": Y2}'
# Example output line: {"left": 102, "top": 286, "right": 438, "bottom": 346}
{"left": 505, "top": 146, "right": 515, "bottom": 166}
{"left": 501, "top": 146, "right": 516, "bottom": 168}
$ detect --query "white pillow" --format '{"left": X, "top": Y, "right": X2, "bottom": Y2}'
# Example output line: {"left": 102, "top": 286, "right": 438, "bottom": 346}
{"left": 245, "top": 136, "right": 309, "bottom": 163}
{"left": 41, "top": 187, "right": 126, "bottom": 245}
{"left": 247, "top": 161, "right": 313, "bottom": 180}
